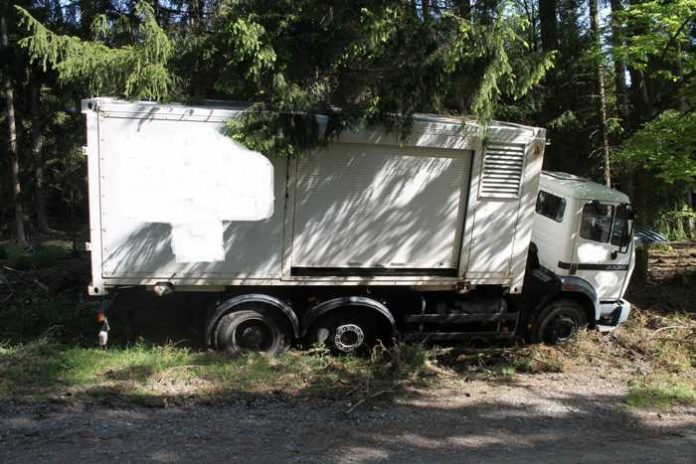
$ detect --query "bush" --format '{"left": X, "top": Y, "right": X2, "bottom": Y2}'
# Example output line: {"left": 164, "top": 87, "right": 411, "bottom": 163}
{"left": 0, "top": 241, "right": 72, "bottom": 270}
{"left": 657, "top": 207, "right": 696, "bottom": 241}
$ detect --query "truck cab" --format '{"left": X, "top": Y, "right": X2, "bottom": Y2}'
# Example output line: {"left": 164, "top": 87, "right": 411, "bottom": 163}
{"left": 531, "top": 171, "right": 635, "bottom": 331}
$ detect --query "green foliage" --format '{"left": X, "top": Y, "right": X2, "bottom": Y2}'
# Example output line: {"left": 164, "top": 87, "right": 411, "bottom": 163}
{"left": 612, "top": 0, "right": 696, "bottom": 195}
{"left": 4, "top": 0, "right": 696, "bottom": 242}
{"left": 615, "top": 0, "right": 696, "bottom": 84}
{"left": 616, "top": 111, "right": 696, "bottom": 185}
{"left": 656, "top": 206, "right": 696, "bottom": 241}
{"left": 16, "top": 2, "right": 176, "bottom": 100}
{"left": 218, "top": 1, "right": 554, "bottom": 155}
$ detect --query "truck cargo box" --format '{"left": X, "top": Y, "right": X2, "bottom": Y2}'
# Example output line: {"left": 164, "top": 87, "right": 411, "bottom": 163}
{"left": 83, "top": 98, "right": 545, "bottom": 295}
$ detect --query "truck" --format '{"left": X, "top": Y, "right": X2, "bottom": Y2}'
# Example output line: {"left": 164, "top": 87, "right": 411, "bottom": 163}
{"left": 83, "top": 97, "right": 635, "bottom": 353}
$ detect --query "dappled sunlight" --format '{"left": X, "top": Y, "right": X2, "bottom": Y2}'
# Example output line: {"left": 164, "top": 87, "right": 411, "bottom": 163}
{"left": 292, "top": 144, "right": 468, "bottom": 270}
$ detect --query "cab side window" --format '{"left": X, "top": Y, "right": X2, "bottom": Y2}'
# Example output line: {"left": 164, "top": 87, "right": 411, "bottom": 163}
{"left": 580, "top": 203, "right": 614, "bottom": 242}
{"left": 536, "top": 191, "right": 566, "bottom": 223}
{"left": 611, "top": 205, "right": 629, "bottom": 246}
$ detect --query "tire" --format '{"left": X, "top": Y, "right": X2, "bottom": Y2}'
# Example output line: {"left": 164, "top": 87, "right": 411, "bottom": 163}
{"left": 532, "top": 299, "right": 588, "bottom": 345}
{"left": 214, "top": 307, "right": 291, "bottom": 355}
{"left": 310, "top": 309, "right": 384, "bottom": 355}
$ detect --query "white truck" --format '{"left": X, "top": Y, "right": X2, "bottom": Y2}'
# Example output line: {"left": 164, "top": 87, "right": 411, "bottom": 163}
{"left": 83, "top": 98, "right": 634, "bottom": 353}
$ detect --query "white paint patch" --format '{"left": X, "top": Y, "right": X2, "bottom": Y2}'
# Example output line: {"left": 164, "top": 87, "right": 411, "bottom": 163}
{"left": 594, "top": 271, "right": 619, "bottom": 294}
{"left": 170, "top": 221, "right": 225, "bottom": 263}
{"left": 111, "top": 124, "right": 274, "bottom": 262}
{"left": 576, "top": 242, "right": 610, "bottom": 262}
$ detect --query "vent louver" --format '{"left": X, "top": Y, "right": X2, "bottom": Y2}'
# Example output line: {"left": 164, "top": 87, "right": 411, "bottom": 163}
{"left": 479, "top": 143, "right": 525, "bottom": 199}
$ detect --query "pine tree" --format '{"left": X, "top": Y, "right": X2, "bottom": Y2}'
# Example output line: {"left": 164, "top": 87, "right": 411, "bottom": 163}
{"left": 16, "top": 1, "right": 176, "bottom": 101}
{"left": 589, "top": 0, "right": 612, "bottom": 186}
{"left": 2, "top": 10, "right": 28, "bottom": 246}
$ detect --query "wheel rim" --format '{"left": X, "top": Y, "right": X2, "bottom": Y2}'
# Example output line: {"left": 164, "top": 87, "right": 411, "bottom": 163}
{"left": 333, "top": 324, "right": 365, "bottom": 353}
{"left": 234, "top": 319, "right": 274, "bottom": 351}
{"left": 548, "top": 314, "right": 577, "bottom": 342}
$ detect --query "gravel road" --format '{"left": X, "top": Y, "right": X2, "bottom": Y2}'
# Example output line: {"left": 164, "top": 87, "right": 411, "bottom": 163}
{"left": 1, "top": 372, "right": 694, "bottom": 463}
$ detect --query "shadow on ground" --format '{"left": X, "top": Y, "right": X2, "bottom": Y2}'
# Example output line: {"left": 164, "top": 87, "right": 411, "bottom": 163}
{"left": 0, "top": 378, "right": 694, "bottom": 463}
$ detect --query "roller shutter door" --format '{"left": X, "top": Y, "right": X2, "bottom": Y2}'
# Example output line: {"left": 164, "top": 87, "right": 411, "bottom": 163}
{"left": 291, "top": 143, "right": 471, "bottom": 272}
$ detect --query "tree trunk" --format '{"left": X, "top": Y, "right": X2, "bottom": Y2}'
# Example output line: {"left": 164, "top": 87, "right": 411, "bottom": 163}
{"left": 476, "top": 0, "right": 498, "bottom": 24}
{"left": 1, "top": 14, "right": 28, "bottom": 246}
{"left": 626, "top": 0, "right": 654, "bottom": 127}
{"left": 539, "top": 0, "right": 558, "bottom": 52}
{"left": 31, "top": 83, "right": 52, "bottom": 233}
{"left": 610, "top": 0, "right": 628, "bottom": 120}
{"left": 451, "top": 0, "right": 471, "bottom": 19}
{"left": 589, "top": 0, "right": 612, "bottom": 186}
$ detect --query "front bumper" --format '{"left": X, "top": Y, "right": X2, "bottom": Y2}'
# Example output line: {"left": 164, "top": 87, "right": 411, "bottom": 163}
{"left": 597, "top": 299, "right": 632, "bottom": 332}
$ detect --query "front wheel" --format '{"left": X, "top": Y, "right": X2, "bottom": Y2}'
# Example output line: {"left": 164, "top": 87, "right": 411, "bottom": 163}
{"left": 531, "top": 299, "right": 588, "bottom": 345}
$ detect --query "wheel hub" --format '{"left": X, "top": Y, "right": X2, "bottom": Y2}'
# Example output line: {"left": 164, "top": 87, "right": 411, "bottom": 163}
{"left": 236, "top": 320, "right": 273, "bottom": 351}
{"left": 550, "top": 315, "right": 577, "bottom": 341}
{"left": 334, "top": 324, "right": 365, "bottom": 353}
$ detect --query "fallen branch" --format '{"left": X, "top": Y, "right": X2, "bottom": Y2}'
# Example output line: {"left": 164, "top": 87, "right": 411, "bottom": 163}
{"left": 32, "top": 278, "right": 49, "bottom": 292}
{"left": 0, "top": 291, "right": 15, "bottom": 303}
{"left": 651, "top": 325, "right": 690, "bottom": 337}
{"left": 2, "top": 265, "right": 26, "bottom": 273}
{"left": 345, "top": 379, "right": 406, "bottom": 414}
{"left": 345, "top": 386, "right": 397, "bottom": 414}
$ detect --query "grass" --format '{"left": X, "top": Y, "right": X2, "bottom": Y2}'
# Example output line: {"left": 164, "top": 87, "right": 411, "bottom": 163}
{"left": 0, "top": 341, "right": 431, "bottom": 407}
{"left": 627, "top": 374, "right": 696, "bottom": 409}
{"left": 0, "top": 310, "right": 694, "bottom": 410}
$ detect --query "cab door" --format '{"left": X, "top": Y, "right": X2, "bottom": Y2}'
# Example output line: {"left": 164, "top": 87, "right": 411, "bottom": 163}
{"left": 570, "top": 202, "right": 632, "bottom": 300}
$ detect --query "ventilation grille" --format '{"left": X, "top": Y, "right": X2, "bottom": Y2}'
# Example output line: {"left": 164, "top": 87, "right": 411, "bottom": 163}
{"left": 479, "top": 143, "right": 525, "bottom": 199}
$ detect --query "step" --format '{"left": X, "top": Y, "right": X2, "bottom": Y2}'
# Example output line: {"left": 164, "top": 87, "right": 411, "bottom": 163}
{"left": 403, "top": 331, "right": 517, "bottom": 342}
{"left": 404, "top": 313, "right": 519, "bottom": 324}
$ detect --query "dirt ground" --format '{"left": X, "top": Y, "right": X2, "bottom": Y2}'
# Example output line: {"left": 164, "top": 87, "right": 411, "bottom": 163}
{"left": 1, "top": 370, "right": 694, "bottom": 464}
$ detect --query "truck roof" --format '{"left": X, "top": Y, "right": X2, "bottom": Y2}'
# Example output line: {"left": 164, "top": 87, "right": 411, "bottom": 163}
{"left": 82, "top": 98, "right": 545, "bottom": 142}
{"left": 540, "top": 171, "right": 630, "bottom": 203}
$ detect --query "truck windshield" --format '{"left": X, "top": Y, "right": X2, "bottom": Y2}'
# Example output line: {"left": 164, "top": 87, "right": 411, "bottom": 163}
{"left": 580, "top": 203, "right": 614, "bottom": 243}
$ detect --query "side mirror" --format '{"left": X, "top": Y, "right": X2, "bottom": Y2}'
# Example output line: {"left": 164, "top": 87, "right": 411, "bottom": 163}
{"left": 619, "top": 204, "right": 634, "bottom": 253}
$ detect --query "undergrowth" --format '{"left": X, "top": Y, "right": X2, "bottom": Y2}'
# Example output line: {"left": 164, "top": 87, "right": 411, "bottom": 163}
{"left": 0, "top": 240, "right": 73, "bottom": 270}
{"left": 0, "top": 340, "right": 431, "bottom": 408}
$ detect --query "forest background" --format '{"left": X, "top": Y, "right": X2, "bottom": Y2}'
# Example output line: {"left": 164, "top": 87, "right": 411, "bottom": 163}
{"left": 1, "top": 0, "right": 695, "bottom": 244}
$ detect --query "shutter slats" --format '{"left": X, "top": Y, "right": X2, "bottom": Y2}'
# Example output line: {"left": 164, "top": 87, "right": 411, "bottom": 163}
{"left": 479, "top": 144, "right": 525, "bottom": 199}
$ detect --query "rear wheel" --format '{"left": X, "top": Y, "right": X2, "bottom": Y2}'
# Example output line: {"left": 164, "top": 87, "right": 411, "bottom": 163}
{"left": 311, "top": 310, "right": 384, "bottom": 355}
{"left": 532, "top": 299, "right": 588, "bottom": 345}
{"left": 214, "top": 308, "right": 290, "bottom": 355}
